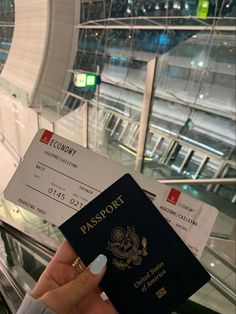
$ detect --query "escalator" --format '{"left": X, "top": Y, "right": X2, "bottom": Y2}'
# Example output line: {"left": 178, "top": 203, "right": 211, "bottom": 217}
{"left": 0, "top": 221, "right": 55, "bottom": 313}
{"left": 0, "top": 292, "right": 11, "bottom": 314}
{"left": 0, "top": 220, "right": 233, "bottom": 314}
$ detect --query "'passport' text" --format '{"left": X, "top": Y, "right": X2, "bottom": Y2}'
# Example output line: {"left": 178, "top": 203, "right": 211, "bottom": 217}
{"left": 80, "top": 195, "right": 124, "bottom": 235}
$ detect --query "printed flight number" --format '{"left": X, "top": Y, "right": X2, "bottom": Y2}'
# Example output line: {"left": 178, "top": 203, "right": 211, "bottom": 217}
{"left": 48, "top": 188, "right": 83, "bottom": 209}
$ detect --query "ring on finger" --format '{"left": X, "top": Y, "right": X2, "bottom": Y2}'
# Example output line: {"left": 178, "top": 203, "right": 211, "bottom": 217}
{"left": 72, "top": 257, "right": 85, "bottom": 272}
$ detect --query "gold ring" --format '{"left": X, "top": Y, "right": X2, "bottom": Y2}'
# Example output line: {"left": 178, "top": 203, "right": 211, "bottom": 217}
{"left": 72, "top": 257, "right": 85, "bottom": 272}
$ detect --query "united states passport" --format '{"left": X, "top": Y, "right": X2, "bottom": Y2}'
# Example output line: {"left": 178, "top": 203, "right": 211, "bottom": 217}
{"left": 59, "top": 174, "right": 210, "bottom": 314}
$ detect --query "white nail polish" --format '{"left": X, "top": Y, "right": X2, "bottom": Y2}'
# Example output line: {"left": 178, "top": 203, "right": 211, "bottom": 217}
{"left": 90, "top": 254, "right": 107, "bottom": 275}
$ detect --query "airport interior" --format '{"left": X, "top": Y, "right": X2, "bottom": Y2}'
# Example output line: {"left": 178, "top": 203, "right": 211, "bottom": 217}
{"left": 0, "top": 0, "right": 235, "bottom": 313}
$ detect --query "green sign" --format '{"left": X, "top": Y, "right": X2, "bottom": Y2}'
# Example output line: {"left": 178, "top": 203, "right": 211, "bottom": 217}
{"left": 196, "top": 0, "right": 209, "bottom": 19}
{"left": 86, "top": 74, "right": 96, "bottom": 86}
{"left": 74, "top": 73, "right": 97, "bottom": 87}
{"left": 186, "top": 118, "right": 194, "bottom": 130}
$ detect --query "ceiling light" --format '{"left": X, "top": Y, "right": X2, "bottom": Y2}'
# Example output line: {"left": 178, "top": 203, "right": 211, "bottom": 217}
{"left": 126, "top": 6, "right": 131, "bottom": 14}
{"left": 185, "top": 2, "right": 189, "bottom": 10}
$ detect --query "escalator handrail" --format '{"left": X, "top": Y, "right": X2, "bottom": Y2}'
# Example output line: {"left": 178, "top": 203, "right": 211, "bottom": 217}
{"left": 205, "top": 243, "right": 236, "bottom": 273}
{"left": 0, "top": 261, "right": 25, "bottom": 313}
{"left": 0, "top": 220, "right": 56, "bottom": 312}
{"left": 0, "top": 220, "right": 56, "bottom": 263}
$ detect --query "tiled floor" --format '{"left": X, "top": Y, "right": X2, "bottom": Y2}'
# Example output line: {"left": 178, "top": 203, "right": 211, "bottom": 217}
{"left": 0, "top": 142, "right": 235, "bottom": 313}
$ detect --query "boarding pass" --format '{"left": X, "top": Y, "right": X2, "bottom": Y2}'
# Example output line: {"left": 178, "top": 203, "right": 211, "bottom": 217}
{"left": 4, "top": 129, "right": 218, "bottom": 258}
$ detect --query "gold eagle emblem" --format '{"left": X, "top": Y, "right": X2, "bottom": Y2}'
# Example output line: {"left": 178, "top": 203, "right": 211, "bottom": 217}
{"left": 107, "top": 226, "right": 148, "bottom": 270}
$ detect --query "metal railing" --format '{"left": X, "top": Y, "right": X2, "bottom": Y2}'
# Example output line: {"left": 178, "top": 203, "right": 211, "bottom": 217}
{"left": 75, "top": 16, "right": 236, "bottom": 31}
{"left": 159, "top": 177, "right": 236, "bottom": 185}
{"left": 0, "top": 221, "right": 55, "bottom": 313}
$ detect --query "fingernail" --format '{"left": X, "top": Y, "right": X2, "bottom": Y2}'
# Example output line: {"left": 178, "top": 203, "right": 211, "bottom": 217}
{"left": 90, "top": 254, "right": 107, "bottom": 275}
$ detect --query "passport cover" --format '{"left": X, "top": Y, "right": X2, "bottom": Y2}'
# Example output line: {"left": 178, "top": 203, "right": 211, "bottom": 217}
{"left": 59, "top": 174, "right": 210, "bottom": 314}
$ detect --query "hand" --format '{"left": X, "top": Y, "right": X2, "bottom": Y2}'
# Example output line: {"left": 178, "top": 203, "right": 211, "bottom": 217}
{"left": 31, "top": 240, "right": 117, "bottom": 314}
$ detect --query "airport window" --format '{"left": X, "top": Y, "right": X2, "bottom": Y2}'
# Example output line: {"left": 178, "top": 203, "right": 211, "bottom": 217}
{"left": 184, "top": 152, "right": 204, "bottom": 178}
{"left": 0, "top": 0, "right": 14, "bottom": 71}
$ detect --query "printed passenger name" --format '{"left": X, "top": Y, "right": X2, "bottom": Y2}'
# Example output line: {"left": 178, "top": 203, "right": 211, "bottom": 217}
{"left": 44, "top": 151, "right": 78, "bottom": 168}
{"left": 160, "top": 205, "right": 197, "bottom": 226}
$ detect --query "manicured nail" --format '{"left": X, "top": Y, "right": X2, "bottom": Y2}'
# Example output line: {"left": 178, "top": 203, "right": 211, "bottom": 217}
{"left": 90, "top": 254, "right": 107, "bottom": 275}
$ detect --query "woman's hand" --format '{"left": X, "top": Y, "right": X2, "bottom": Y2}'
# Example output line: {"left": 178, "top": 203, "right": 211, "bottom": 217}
{"left": 31, "top": 240, "right": 117, "bottom": 314}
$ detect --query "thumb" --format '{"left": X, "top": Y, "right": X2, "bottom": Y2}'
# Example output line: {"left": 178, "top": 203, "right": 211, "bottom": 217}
{"left": 40, "top": 254, "right": 107, "bottom": 312}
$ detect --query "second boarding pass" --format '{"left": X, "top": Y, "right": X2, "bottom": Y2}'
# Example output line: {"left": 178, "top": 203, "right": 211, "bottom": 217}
{"left": 4, "top": 129, "right": 218, "bottom": 258}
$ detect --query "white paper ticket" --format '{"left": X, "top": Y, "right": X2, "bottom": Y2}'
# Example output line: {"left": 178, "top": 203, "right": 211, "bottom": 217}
{"left": 4, "top": 129, "right": 218, "bottom": 258}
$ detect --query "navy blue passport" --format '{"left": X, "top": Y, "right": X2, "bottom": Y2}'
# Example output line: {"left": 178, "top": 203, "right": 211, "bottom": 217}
{"left": 59, "top": 174, "right": 210, "bottom": 314}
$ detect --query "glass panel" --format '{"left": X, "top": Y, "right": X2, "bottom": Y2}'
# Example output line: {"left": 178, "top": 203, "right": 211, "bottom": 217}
{"left": 143, "top": 137, "right": 182, "bottom": 179}
{"left": 184, "top": 151, "right": 204, "bottom": 177}
{"left": 80, "top": 0, "right": 236, "bottom": 22}
{"left": 144, "top": 131, "right": 155, "bottom": 156}
{"left": 129, "top": 127, "right": 139, "bottom": 150}
{"left": 0, "top": 227, "right": 47, "bottom": 291}
{"left": 224, "top": 166, "right": 236, "bottom": 179}
{"left": 64, "top": 95, "right": 82, "bottom": 111}
{"left": 153, "top": 137, "right": 170, "bottom": 161}
{"left": 0, "top": 0, "right": 15, "bottom": 22}
{"left": 75, "top": 61, "right": 145, "bottom": 168}
{"left": 216, "top": 184, "right": 235, "bottom": 202}
{"left": 141, "top": 24, "right": 236, "bottom": 287}
{"left": 0, "top": 194, "right": 63, "bottom": 246}
{"left": 54, "top": 104, "right": 84, "bottom": 145}
{"left": 168, "top": 145, "right": 187, "bottom": 171}
{"left": 103, "top": 56, "right": 147, "bottom": 91}
{"left": 198, "top": 158, "right": 220, "bottom": 179}
{"left": 155, "top": 31, "right": 236, "bottom": 118}
{"left": 0, "top": 0, "right": 14, "bottom": 71}
{"left": 216, "top": 166, "right": 236, "bottom": 202}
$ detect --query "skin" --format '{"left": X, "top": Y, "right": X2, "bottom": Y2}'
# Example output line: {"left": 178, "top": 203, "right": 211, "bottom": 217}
{"left": 30, "top": 240, "right": 117, "bottom": 314}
